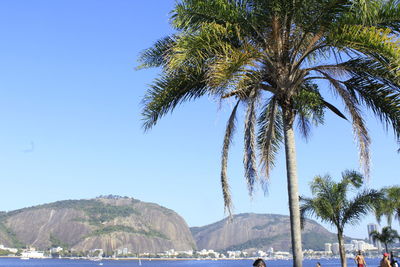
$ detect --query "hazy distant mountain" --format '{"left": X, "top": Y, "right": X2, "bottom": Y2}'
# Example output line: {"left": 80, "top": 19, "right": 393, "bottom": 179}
{"left": 0, "top": 198, "right": 353, "bottom": 254}
{"left": 191, "top": 213, "right": 344, "bottom": 252}
{"left": 0, "top": 196, "right": 196, "bottom": 253}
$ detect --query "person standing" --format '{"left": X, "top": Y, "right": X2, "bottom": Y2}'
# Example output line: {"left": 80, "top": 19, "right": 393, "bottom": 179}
{"left": 390, "top": 252, "right": 396, "bottom": 267}
{"left": 253, "top": 259, "right": 266, "bottom": 267}
{"left": 381, "top": 253, "right": 391, "bottom": 267}
{"left": 355, "top": 250, "right": 367, "bottom": 267}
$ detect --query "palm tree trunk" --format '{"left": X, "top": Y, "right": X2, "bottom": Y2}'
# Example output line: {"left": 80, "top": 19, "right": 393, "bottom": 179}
{"left": 283, "top": 110, "right": 303, "bottom": 267}
{"left": 338, "top": 229, "right": 347, "bottom": 267}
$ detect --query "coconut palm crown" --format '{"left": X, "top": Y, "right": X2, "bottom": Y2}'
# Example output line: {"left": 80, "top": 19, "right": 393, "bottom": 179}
{"left": 300, "top": 170, "right": 382, "bottom": 267}
{"left": 375, "top": 186, "right": 400, "bottom": 226}
{"left": 139, "top": 1, "right": 400, "bottom": 266}
{"left": 370, "top": 226, "right": 400, "bottom": 253}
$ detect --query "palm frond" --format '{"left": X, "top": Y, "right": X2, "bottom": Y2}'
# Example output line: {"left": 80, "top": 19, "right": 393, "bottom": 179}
{"left": 244, "top": 92, "right": 258, "bottom": 195}
{"left": 172, "top": 0, "right": 246, "bottom": 31}
{"left": 221, "top": 100, "right": 240, "bottom": 216}
{"left": 319, "top": 71, "right": 371, "bottom": 178}
{"left": 375, "top": 0, "right": 400, "bottom": 33}
{"left": 141, "top": 70, "right": 209, "bottom": 131}
{"left": 166, "top": 23, "right": 230, "bottom": 74}
{"left": 322, "top": 100, "right": 348, "bottom": 120}
{"left": 343, "top": 77, "right": 400, "bottom": 142}
{"left": 293, "top": 82, "right": 325, "bottom": 141}
{"left": 370, "top": 226, "right": 400, "bottom": 248}
{"left": 341, "top": 189, "right": 382, "bottom": 227}
{"left": 375, "top": 186, "right": 400, "bottom": 226}
{"left": 257, "top": 96, "right": 283, "bottom": 181}
{"left": 316, "top": 57, "right": 400, "bottom": 142}
{"left": 137, "top": 36, "right": 176, "bottom": 70}
{"left": 341, "top": 0, "right": 400, "bottom": 33}
{"left": 207, "top": 45, "right": 261, "bottom": 90}
{"left": 341, "top": 169, "right": 363, "bottom": 188}
{"left": 300, "top": 196, "right": 316, "bottom": 229}
{"left": 329, "top": 25, "right": 400, "bottom": 70}
{"left": 300, "top": 190, "right": 338, "bottom": 226}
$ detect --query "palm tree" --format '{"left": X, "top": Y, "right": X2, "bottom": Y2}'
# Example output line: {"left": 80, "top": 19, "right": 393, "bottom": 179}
{"left": 375, "top": 186, "right": 400, "bottom": 226}
{"left": 139, "top": 1, "right": 400, "bottom": 266}
{"left": 369, "top": 226, "right": 400, "bottom": 253}
{"left": 300, "top": 170, "right": 382, "bottom": 267}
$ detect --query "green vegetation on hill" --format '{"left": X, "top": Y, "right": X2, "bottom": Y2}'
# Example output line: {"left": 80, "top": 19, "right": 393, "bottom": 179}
{"left": 86, "top": 225, "right": 169, "bottom": 240}
{"left": 301, "top": 232, "right": 336, "bottom": 250}
{"left": 2, "top": 198, "right": 140, "bottom": 224}
{"left": 84, "top": 204, "right": 138, "bottom": 225}
{"left": 0, "top": 222, "right": 24, "bottom": 248}
{"left": 49, "top": 233, "right": 70, "bottom": 249}
{"left": 222, "top": 234, "right": 285, "bottom": 252}
{"left": 0, "top": 248, "right": 12, "bottom": 256}
{"left": 0, "top": 198, "right": 141, "bottom": 248}
{"left": 252, "top": 218, "right": 281, "bottom": 230}
{"left": 35, "top": 199, "right": 138, "bottom": 225}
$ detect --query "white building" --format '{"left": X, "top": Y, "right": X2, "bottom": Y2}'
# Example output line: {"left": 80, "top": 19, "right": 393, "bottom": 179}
{"left": 21, "top": 251, "right": 45, "bottom": 258}
{"left": 50, "top": 247, "right": 63, "bottom": 253}
{"left": 332, "top": 243, "right": 340, "bottom": 254}
{"left": 325, "top": 243, "right": 332, "bottom": 253}
{"left": 273, "top": 251, "right": 291, "bottom": 259}
{"left": 227, "top": 251, "right": 241, "bottom": 258}
{"left": 165, "top": 249, "right": 178, "bottom": 257}
{"left": 344, "top": 243, "right": 354, "bottom": 252}
{"left": 257, "top": 250, "right": 268, "bottom": 257}
{"left": 177, "top": 250, "right": 193, "bottom": 256}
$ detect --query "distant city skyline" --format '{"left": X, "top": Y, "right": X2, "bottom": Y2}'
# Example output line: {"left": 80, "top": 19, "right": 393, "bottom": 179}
{"left": 0, "top": 0, "right": 398, "bottom": 241}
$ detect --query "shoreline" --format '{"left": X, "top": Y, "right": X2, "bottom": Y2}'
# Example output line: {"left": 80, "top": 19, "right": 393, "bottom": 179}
{"left": 0, "top": 256, "right": 383, "bottom": 261}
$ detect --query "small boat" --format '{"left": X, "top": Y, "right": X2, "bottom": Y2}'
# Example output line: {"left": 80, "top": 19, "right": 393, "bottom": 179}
{"left": 20, "top": 257, "right": 30, "bottom": 260}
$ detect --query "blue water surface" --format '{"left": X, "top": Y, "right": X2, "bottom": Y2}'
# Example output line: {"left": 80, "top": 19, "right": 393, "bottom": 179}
{"left": 0, "top": 258, "right": 381, "bottom": 267}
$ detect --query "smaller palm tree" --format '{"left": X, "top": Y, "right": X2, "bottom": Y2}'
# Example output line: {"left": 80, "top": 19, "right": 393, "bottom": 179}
{"left": 370, "top": 226, "right": 400, "bottom": 253}
{"left": 300, "top": 170, "right": 382, "bottom": 267}
{"left": 375, "top": 186, "right": 400, "bottom": 226}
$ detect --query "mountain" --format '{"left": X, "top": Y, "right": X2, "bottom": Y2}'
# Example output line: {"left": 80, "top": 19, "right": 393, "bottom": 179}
{"left": 190, "top": 213, "right": 343, "bottom": 252}
{"left": 0, "top": 196, "right": 196, "bottom": 254}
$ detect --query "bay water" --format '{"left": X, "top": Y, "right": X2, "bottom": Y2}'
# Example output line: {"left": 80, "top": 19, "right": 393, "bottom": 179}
{"left": 0, "top": 258, "right": 382, "bottom": 267}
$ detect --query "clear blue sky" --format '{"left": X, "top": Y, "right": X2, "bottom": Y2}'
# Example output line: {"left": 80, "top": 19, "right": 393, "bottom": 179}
{"left": 0, "top": 0, "right": 398, "bottom": 240}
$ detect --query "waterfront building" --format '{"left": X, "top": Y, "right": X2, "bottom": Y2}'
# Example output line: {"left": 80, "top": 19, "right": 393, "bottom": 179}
{"left": 344, "top": 243, "right": 354, "bottom": 252}
{"left": 21, "top": 251, "right": 45, "bottom": 258}
{"left": 227, "top": 251, "right": 241, "bottom": 258}
{"left": 274, "top": 251, "right": 291, "bottom": 259}
{"left": 257, "top": 250, "right": 267, "bottom": 257}
{"left": 332, "top": 243, "right": 340, "bottom": 254}
{"left": 325, "top": 243, "right": 332, "bottom": 253}
{"left": 357, "top": 241, "right": 367, "bottom": 251}
{"left": 50, "top": 247, "right": 63, "bottom": 253}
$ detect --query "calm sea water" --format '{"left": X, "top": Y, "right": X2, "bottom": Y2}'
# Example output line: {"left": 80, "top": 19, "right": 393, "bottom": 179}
{"left": 0, "top": 258, "right": 382, "bottom": 267}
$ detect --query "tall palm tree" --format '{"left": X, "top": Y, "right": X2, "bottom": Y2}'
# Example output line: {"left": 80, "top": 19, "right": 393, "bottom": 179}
{"left": 375, "top": 186, "right": 400, "bottom": 226}
{"left": 139, "top": 1, "right": 400, "bottom": 266}
{"left": 300, "top": 170, "right": 382, "bottom": 267}
{"left": 370, "top": 226, "right": 400, "bottom": 253}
